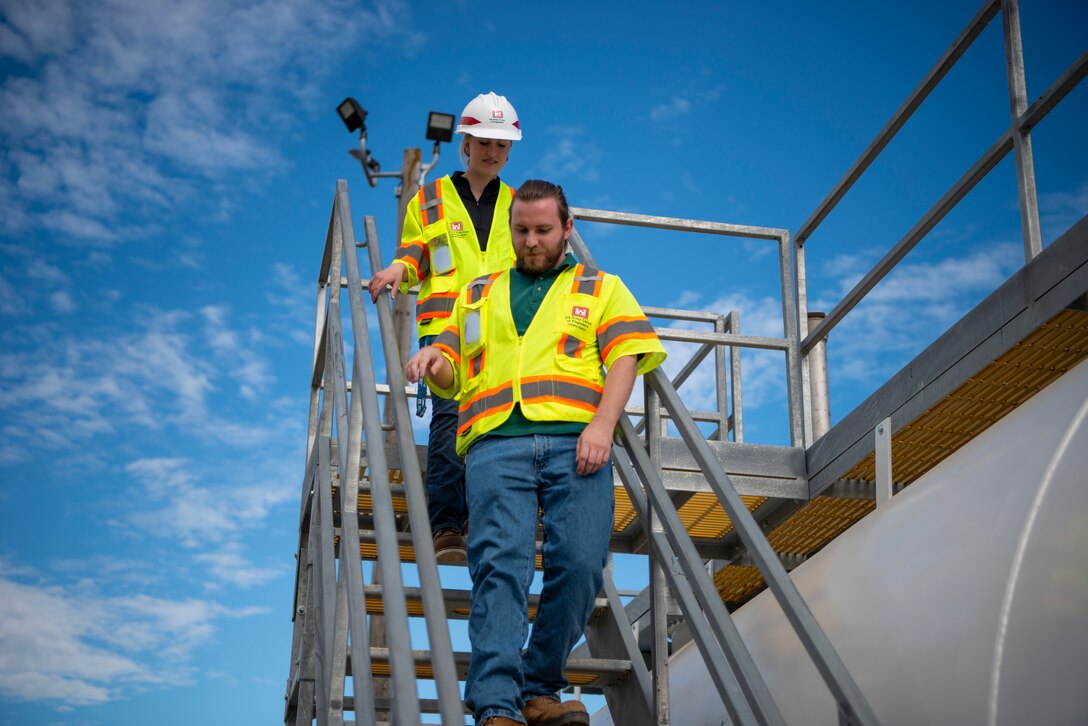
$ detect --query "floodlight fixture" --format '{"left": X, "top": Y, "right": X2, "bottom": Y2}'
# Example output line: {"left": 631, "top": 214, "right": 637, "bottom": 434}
{"left": 425, "top": 112, "right": 455, "bottom": 144}
{"left": 337, "top": 97, "right": 367, "bottom": 133}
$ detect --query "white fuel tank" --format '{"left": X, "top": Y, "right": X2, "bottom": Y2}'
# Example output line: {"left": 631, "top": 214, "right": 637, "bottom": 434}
{"left": 597, "top": 357, "right": 1088, "bottom": 725}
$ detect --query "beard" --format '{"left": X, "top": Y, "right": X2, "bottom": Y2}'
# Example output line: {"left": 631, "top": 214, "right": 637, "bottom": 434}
{"left": 517, "top": 243, "right": 565, "bottom": 274}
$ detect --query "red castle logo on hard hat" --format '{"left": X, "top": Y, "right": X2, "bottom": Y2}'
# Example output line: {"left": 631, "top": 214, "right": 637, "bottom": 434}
{"left": 572, "top": 306, "right": 589, "bottom": 318}
{"left": 492, "top": 110, "right": 504, "bottom": 119}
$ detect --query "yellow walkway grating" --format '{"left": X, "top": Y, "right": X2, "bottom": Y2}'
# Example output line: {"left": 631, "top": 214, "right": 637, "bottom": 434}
{"left": 842, "top": 309, "right": 1088, "bottom": 485}
{"left": 765, "top": 497, "right": 875, "bottom": 556}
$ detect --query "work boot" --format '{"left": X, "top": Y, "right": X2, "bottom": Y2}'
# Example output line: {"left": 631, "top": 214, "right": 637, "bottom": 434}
{"left": 521, "top": 697, "right": 589, "bottom": 726}
{"left": 432, "top": 528, "right": 466, "bottom": 563}
{"left": 480, "top": 717, "right": 522, "bottom": 725}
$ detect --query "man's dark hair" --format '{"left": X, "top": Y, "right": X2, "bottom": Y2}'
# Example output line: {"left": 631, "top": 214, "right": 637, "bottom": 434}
{"left": 513, "top": 179, "right": 570, "bottom": 226}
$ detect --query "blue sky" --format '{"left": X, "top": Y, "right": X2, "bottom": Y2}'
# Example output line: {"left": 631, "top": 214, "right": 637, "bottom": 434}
{"left": 1, "top": 0, "right": 1085, "bottom": 724}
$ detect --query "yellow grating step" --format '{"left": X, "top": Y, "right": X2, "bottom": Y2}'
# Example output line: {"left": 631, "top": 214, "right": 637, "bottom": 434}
{"left": 713, "top": 565, "right": 766, "bottom": 606}
{"left": 366, "top": 653, "right": 628, "bottom": 689}
{"left": 613, "top": 487, "right": 767, "bottom": 537}
{"left": 342, "top": 476, "right": 767, "bottom": 541}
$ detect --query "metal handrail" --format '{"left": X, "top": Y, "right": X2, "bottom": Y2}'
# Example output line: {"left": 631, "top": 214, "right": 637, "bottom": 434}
{"left": 646, "top": 368, "right": 880, "bottom": 725}
{"left": 797, "top": 0, "right": 1087, "bottom": 352}
{"left": 570, "top": 198, "right": 877, "bottom": 721}
{"left": 331, "top": 184, "right": 421, "bottom": 725}
{"left": 322, "top": 204, "right": 377, "bottom": 724}
{"left": 795, "top": 0, "right": 1001, "bottom": 246}
{"left": 565, "top": 222, "right": 805, "bottom": 446}
{"left": 613, "top": 419, "right": 779, "bottom": 725}
{"left": 360, "top": 211, "right": 463, "bottom": 724}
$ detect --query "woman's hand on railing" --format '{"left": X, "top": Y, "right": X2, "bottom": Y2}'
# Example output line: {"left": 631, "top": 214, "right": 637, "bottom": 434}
{"left": 368, "top": 263, "right": 406, "bottom": 302}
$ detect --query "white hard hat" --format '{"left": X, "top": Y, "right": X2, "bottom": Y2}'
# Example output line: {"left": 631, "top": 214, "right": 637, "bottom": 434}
{"left": 456, "top": 92, "right": 522, "bottom": 141}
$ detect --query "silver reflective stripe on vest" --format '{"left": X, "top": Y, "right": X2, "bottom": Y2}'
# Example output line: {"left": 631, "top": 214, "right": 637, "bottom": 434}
{"left": 417, "top": 295, "right": 456, "bottom": 317}
{"left": 467, "top": 275, "right": 495, "bottom": 304}
{"left": 598, "top": 317, "right": 655, "bottom": 350}
{"left": 421, "top": 181, "right": 442, "bottom": 211}
{"left": 520, "top": 378, "right": 601, "bottom": 407}
{"left": 561, "top": 334, "right": 584, "bottom": 357}
{"left": 458, "top": 385, "right": 515, "bottom": 434}
{"left": 420, "top": 180, "right": 442, "bottom": 226}
{"left": 396, "top": 240, "right": 426, "bottom": 265}
{"left": 573, "top": 266, "right": 602, "bottom": 295}
{"left": 434, "top": 326, "right": 460, "bottom": 351}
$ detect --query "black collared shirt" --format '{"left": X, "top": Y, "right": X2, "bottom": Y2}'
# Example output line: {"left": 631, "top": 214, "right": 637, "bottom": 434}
{"left": 450, "top": 171, "right": 501, "bottom": 252}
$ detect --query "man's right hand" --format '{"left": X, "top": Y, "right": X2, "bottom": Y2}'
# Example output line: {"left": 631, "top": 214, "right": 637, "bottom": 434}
{"left": 369, "top": 263, "right": 407, "bottom": 303}
{"left": 406, "top": 346, "right": 453, "bottom": 389}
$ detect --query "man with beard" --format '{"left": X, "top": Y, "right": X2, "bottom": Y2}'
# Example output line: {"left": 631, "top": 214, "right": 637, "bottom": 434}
{"left": 407, "top": 179, "right": 666, "bottom": 726}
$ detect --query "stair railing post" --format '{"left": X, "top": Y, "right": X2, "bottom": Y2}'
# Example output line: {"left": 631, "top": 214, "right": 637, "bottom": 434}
{"left": 645, "top": 380, "right": 671, "bottom": 725}
{"left": 323, "top": 198, "right": 373, "bottom": 725}
{"left": 363, "top": 214, "right": 465, "bottom": 725}
{"left": 335, "top": 181, "right": 421, "bottom": 726}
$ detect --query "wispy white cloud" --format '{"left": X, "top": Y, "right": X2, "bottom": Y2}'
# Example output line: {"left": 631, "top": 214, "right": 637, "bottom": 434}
{"left": 534, "top": 133, "right": 604, "bottom": 183}
{"left": 200, "top": 305, "right": 273, "bottom": 400}
{"left": 1039, "top": 181, "right": 1088, "bottom": 239}
{"left": 0, "top": 0, "right": 424, "bottom": 242}
{"left": 267, "top": 262, "right": 316, "bottom": 347}
{"left": 813, "top": 241, "right": 1022, "bottom": 384}
{"left": 121, "top": 456, "right": 293, "bottom": 585}
{"left": 649, "top": 97, "right": 692, "bottom": 123}
{"left": 0, "top": 572, "right": 266, "bottom": 705}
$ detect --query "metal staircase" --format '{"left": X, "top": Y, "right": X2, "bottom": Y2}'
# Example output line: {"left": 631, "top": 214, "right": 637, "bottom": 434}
{"left": 282, "top": 180, "right": 878, "bottom": 725}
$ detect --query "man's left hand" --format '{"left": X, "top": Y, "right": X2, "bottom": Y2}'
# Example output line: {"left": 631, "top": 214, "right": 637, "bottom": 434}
{"left": 576, "top": 419, "right": 613, "bottom": 476}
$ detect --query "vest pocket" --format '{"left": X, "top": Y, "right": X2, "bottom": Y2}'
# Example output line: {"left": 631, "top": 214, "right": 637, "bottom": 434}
{"left": 426, "top": 228, "right": 456, "bottom": 278}
{"left": 554, "top": 292, "right": 600, "bottom": 374}
{"left": 461, "top": 299, "right": 487, "bottom": 387}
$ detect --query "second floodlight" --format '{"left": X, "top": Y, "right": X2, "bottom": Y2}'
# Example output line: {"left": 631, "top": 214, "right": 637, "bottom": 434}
{"left": 426, "top": 112, "right": 455, "bottom": 143}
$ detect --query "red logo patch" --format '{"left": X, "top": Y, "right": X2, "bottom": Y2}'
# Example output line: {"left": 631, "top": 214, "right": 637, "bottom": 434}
{"left": 450, "top": 221, "right": 463, "bottom": 231}
{"left": 572, "top": 306, "right": 589, "bottom": 318}
{"left": 492, "top": 109, "right": 504, "bottom": 119}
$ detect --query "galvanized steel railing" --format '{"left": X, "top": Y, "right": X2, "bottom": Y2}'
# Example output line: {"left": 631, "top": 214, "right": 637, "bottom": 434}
{"left": 287, "top": 181, "right": 462, "bottom": 725}
{"left": 797, "top": 0, "right": 1088, "bottom": 356}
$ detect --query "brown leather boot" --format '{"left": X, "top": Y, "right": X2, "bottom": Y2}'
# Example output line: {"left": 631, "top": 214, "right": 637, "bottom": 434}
{"left": 521, "top": 697, "right": 589, "bottom": 726}
{"left": 432, "top": 528, "right": 466, "bottom": 563}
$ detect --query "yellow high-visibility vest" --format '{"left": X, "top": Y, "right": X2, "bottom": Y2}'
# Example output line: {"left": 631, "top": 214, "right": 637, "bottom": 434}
{"left": 391, "top": 175, "right": 516, "bottom": 338}
{"left": 431, "top": 263, "right": 667, "bottom": 456}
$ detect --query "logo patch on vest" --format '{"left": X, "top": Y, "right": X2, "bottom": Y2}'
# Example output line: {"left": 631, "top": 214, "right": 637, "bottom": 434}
{"left": 564, "top": 305, "right": 593, "bottom": 333}
{"left": 449, "top": 221, "right": 463, "bottom": 232}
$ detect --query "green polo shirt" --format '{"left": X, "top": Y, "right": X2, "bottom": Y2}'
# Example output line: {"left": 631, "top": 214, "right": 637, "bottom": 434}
{"left": 485, "top": 252, "right": 587, "bottom": 439}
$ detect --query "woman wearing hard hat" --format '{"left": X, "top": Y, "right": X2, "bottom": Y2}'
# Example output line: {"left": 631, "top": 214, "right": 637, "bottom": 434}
{"left": 369, "top": 91, "right": 521, "bottom": 562}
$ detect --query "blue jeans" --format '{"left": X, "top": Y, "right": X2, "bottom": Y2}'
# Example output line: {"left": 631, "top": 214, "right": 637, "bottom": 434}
{"left": 463, "top": 434, "right": 614, "bottom": 725}
{"left": 421, "top": 336, "right": 466, "bottom": 534}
